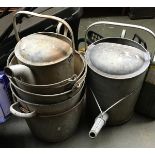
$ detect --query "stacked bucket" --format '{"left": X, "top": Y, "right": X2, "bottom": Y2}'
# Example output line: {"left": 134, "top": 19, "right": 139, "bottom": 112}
{"left": 5, "top": 11, "right": 86, "bottom": 142}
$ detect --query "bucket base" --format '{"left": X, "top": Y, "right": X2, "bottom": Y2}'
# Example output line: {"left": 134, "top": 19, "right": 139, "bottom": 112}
{"left": 28, "top": 123, "right": 78, "bottom": 143}
{"left": 24, "top": 94, "right": 86, "bottom": 143}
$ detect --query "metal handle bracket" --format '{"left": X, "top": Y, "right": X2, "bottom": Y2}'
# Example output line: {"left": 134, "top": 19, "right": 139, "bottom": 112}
{"left": 10, "top": 102, "right": 36, "bottom": 118}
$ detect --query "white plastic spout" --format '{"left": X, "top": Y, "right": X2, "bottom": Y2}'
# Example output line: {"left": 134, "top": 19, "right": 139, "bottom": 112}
{"left": 89, "top": 113, "right": 109, "bottom": 139}
{"left": 5, "top": 64, "right": 36, "bottom": 84}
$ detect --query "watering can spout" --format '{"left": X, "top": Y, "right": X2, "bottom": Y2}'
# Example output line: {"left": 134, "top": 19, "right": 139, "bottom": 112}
{"left": 89, "top": 113, "right": 108, "bottom": 139}
{"left": 5, "top": 64, "right": 36, "bottom": 84}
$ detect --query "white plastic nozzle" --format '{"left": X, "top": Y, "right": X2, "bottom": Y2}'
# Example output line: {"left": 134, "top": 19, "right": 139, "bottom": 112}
{"left": 89, "top": 113, "right": 109, "bottom": 139}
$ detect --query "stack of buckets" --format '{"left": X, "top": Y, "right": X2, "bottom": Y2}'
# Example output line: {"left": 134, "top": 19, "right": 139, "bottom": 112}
{"left": 5, "top": 11, "right": 87, "bottom": 142}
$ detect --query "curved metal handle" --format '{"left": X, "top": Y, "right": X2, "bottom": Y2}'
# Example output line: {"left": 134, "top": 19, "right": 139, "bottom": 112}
{"left": 10, "top": 102, "right": 36, "bottom": 118}
{"left": 85, "top": 21, "right": 155, "bottom": 61}
{"left": 7, "top": 51, "right": 14, "bottom": 66}
{"left": 56, "top": 22, "right": 68, "bottom": 36}
{"left": 72, "top": 61, "right": 87, "bottom": 90}
{"left": 13, "top": 11, "right": 75, "bottom": 51}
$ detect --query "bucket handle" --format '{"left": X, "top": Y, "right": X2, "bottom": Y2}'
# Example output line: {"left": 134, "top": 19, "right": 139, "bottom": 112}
{"left": 56, "top": 22, "right": 69, "bottom": 37}
{"left": 72, "top": 60, "right": 87, "bottom": 90}
{"left": 10, "top": 102, "right": 36, "bottom": 118}
{"left": 84, "top": 21, "right": 155, "bottom": 61}
{"left": 13, "top": 11, "right": 75, "bottom": 51}
{"left": 6, "top": 51, "right": 14, "bottom": 67}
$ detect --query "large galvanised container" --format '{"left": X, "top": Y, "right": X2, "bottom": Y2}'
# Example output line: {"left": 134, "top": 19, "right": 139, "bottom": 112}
{"left": 85, "top": 21, "right": 155, "bottom": 138}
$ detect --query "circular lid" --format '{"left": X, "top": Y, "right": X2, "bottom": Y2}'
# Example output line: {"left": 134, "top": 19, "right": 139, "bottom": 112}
{"left": 86, "top": 42, "right": 150, "bottom": 79}
{"left": 14, "top": 33, "right": 72, "bottom": 66}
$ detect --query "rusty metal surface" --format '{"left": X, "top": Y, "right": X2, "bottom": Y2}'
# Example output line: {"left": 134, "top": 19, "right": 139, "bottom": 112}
{"left": 15, "top": 33, "right": 72, "bottom": 65}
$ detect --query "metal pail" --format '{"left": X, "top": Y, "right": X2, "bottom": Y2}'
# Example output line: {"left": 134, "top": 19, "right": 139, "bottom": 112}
{"left": 10, "top": 93, "right": 86, "bottom": 142}
{"left": 84, "top": 21, "right": 155, "bottom": 138}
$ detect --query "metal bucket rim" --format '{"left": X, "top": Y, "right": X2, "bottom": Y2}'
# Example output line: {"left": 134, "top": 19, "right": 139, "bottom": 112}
{"left": 11, "top": 81, "right": 85, "bottom": 107}
{"left": 8, "top": 51, "right": 86, "bottom": 88}
{"left": 20, "top": 93, "right": 85, "bottom": 117}
{"left": 10, "top": 78, "right": 84, "bottom": 97}
{"left": 86, "top": 37, "right": 150, "bottom": 80}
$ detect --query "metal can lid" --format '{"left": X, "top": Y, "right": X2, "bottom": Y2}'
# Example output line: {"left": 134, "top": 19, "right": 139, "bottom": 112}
{"left": 14, "top": 33, "right": 72, "bottom": 66}
{"left": 86, "top": 42, "right": 150, "bottom": 79}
